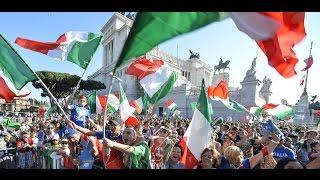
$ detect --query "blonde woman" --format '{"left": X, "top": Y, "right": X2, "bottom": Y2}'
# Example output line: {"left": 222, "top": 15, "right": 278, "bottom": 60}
{"left": 222, "top": 133, "right": 280, "bottom": 169}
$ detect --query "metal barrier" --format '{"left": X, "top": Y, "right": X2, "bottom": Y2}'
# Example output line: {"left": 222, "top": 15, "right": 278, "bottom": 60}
{"left": 0, "top": 148, "right": 101, "bottom": 169}
{"left": 0, "top": 148, "right": 17, "bottom": 169}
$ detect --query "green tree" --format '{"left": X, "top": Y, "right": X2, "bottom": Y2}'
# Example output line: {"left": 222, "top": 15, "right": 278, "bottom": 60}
{"left": 32, "top": 71, "right": 106, "bottom": 106}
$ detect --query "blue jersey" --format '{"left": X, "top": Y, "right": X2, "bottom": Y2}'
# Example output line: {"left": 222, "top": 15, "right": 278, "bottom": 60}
{"left": 95, "top": 130, "right": 122, "bottom": 142}
{"left": 273, "top": 146, "right": 296, "bottom": 161}
{"left": 70, "top": 105, "right": 90, "bottom": 127}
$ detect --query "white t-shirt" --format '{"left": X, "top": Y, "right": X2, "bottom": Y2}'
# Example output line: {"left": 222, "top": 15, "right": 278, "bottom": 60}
{"left": 32, "top": 137, "right": 39, "bottom": 147}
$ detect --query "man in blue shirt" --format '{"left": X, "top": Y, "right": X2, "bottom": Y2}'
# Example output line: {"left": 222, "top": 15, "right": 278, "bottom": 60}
{"left": 273, "top": 138, "right": 296, "bottom": 162}
{"left": 66, "top": 95, "right": 92, "bottom": 128}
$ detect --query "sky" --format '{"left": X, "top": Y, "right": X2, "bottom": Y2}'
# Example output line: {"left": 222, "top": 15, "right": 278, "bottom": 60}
{"left": 0, "top": 12, "right": 319, "bottom": 105}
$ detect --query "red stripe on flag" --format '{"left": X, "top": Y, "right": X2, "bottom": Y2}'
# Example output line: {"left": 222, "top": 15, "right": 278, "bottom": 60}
{"left": 165, "top": 99, "right": 174, "bottom": 107}
{"left": 98, "top": 95, "right": 107, "bottom": 108}
{"left": 0, "top": 77, "right": 30, "bottom": 102}
{"left": 15, "top": 37, "right": 60, "bottom": 55}
{"left": 262, "top": 103, "right": 279, "bottom": 110}
{"left": 129, "top": 100, "right": 142, "bottom": 114}
{"left": 180, "top": 137, "right": 199, "bottom": 169}
{"left": 56, "top": 33, "right": 67, "bottom": 44}
{"left": 126, "top": 57, "right": 164, "bottom": 80}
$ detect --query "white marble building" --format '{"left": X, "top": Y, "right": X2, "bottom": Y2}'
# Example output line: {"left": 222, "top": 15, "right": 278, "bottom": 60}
{"left": 88, "top": 12, "right": 272, "bottom": 120}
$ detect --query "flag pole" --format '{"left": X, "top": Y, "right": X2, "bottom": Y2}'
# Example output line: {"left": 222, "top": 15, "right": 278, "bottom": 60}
{"left": 72, "top": 69, "right": 87, "bottom": 96}
{"left": 102, "top": 74, "right": 116, "bottom": 139}
{"left": 101, "top": 74, "right": 122, "bottom": 137}
{"left": 33, "top": 74, "right": 70, "bottom": 122}
{"left": 304, "top": 41, "right": 313, "bottom": 93}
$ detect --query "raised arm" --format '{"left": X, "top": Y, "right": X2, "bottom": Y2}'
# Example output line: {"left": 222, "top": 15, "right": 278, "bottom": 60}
{"left": 66, "top": 120, "right": 96, "bottom": 136}
{"left": 248, "top": 133, "right": 279, "bottom": 168}
{"left": 103, "top": 138, "right": 134, "bottom": 155}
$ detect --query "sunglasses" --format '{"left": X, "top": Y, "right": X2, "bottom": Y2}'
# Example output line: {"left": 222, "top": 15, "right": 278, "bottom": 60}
{"left": 61, "top": 142, "right": 68, "bottom": 144}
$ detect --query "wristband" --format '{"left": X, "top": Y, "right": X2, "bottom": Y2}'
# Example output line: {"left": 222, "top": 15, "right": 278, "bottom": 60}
{"left": 262, "top": 146, "right": 269, "bottom": 157}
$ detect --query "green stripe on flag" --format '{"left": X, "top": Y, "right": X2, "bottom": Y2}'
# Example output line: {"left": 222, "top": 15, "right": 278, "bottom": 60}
{"left": 196, "top": 79, "right": 211, "bottom": 123}
{"left": 45, "top": 105, "right": 56, "bottom": 118}
{"left": 142, "top": 93, "right": 150, "bottom": 114}
{"left": 108, "top": 105, "right": 117, "bottom": 114}
{"left": 191, "top": 102, "right": 213, "bottom": 115}
{"left": 87, "top": 92, "right": 97, "bottom": 114}
{"left": 149, "top": 71, "right": 177, "bottom": 104}
{"left": 114, "top": 12, "right": 229, "bottom": 71}
{"left": 0, "top": 34, "right": 37, "bottom": 90}
{"left": 190, "top": 102, "right": 197, "bottom": 111}
{"left": 67, "top": 33, "right": 102, "bottom": 69}
{"left": 228, "top": 99, "right": 248, "bottom": 112}
{"left": 275, "top": 108, "right": 295, "bottom": 120}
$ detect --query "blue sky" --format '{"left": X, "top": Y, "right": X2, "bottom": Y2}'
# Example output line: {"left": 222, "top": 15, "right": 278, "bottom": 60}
{"left": 1, "top": 12, "right": 319, "bottom": 105}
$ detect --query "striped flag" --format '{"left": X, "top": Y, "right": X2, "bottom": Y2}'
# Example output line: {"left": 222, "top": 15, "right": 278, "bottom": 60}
{"left": 129, "top": 97, "right": 144, "bottom": 114}
{"left": 262, "top": 103, "right": 294, "bottom": 120}
{"left": 119, "top": 84, "right": 140, "bottom": 127}
{"left": 165, "top": 99, "right": 178, "bottom": 112}
{"left": 16, "top": 31, "right": 102, "bottom": 69}
{"left": 87, "top": 92, "right": 119, "bottom": 114}
{"left": 0, "top": 34, "right": 37, "bottom": 102}
{"left": 126, "top": 57, "right": 177, "bottom": 104}
{"left": 180, "top": 79, "right": 212, "bottom": 169}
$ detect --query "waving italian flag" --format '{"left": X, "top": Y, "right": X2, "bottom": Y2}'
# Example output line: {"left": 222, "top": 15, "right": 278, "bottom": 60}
{"left": 88, "top": 92, "right": 119, "bottom": 114}
{"left": 126, "top": 57, "right": 177, "bottom": 104}
{"left": 119, "top": 84, "right": 140, "bottom": 127}
{"left": 16, "top": 31, "right": 102, "bottom": 69}
{"left": 180, "top": 79, "right": 212, "bottom": 169}
{"left": 262, "top": 103, "right": 294, "bottom": 120}
{"left": 165, "top": 99, "right": 178, "bottom": 112}
{"left": 0, "top": 34, "right": 37, "bottom": 102}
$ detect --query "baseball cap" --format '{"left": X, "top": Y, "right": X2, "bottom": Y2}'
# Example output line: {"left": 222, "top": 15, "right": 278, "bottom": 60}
{"left": 63, "top": 127, "right": 79, "bottom": 138}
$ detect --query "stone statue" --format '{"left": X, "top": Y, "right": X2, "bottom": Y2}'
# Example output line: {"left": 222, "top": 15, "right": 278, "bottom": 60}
{"left": 189, "top": 49, "right": 200, "bottom": 59}
{"left": 244, "top": 55, "right": 257, "bottom": 81}
{"left": 261, "top": 76, "right": 272, "bottom": 93}
{"left": 126, "top": 12, "right": 135, "bottom": 20}
{"left": 311, "top": 95, "right": 318, "bottom": 103}
{"left": 214, "top": 57, "right": 230, "bottom": 74}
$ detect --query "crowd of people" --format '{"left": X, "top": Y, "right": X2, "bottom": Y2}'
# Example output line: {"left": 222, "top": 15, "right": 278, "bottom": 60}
{"left": 1, "top": 95, "right": 320, "bottom": 169}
